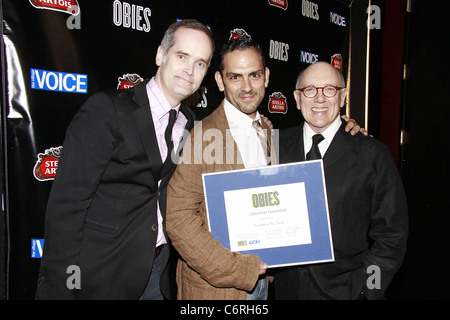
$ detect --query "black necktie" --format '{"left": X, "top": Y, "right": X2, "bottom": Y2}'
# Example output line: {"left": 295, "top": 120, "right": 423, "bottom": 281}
{"left": 306, "top": 134, "right": 324, "bottom": 160}
{"left": 158, "top": 109, "right": 177, "bottom": 181}
{"left": 164, "top": 109, "right": 177, "bottom": 162}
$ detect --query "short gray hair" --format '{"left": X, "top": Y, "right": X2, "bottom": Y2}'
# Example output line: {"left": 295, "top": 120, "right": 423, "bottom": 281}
{"left": 160, "top": 19, "right": 215, "bottom": 59}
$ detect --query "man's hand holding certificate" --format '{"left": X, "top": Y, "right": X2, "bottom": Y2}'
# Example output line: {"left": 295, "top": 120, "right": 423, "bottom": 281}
{"left": 203, "top": 161, "right": 334, "bottom": 268}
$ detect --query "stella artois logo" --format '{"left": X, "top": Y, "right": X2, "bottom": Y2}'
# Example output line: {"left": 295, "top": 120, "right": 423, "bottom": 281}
{"left": 268, "top": 92, "right": 288, "bottom": 114}
{"left": 268, "top": 0, "right": 288, "bottom": 10}
{"left": 29, "top": 0, "right": 80, "bottom": 15}
{"left": 331, "top": 53, "right": 343, "bottom": 71}
{"left": 33, "top": 146, "right": 63, "bottom": 181}
{"left": 229, "top": 28, "right": 251, "bottom": 40}
{"left": 117, "top": 73, "right": 144, "bottom": 89}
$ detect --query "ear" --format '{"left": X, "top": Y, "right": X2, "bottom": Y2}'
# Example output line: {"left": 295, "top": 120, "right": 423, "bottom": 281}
{"left": 264, "top": 67, "right": 270, "bottom": 88}
{"left": 339, "top": 88, "right": 348, "bottom": 108}
{"left": 215, "top": 71, "right": 225, "bottom": 92}
{"left": 155, "top": 46, "right": 164, "bottom": 67}
{"left": 293, "top": 90, "right": 302, "bottom": 110}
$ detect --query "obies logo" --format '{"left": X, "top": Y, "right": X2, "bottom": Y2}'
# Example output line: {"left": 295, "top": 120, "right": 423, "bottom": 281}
{"left": 331, "top": 53, "right": 343, "bottom": 71}
{"left": 33, "top": 146, "right": 63, "bottom": 181}
{"left": 117, "top": 73, "right": 144, "bottom": 89}
{"left": 269, "top": 40, "right": 289, "bottom": 62}
{"left": 112, "top": 0, "right": 152, "bottom": 33}
{"left": 268, "top": 92, "right": 288, "bottom": 114}
{"left": 268, "top": 0, "right": 288, "bottom": 10}
{"left": 229, "top": 28, "right": 251, "bottom": 40}
{"left": 29, "top": 0, "right": 80, "bottom": 15}
{"left": 251, "top": 191, "right": 280, "bottom": 208}
{"left": 183, "top": 86, "right": 208, "bottom": 109}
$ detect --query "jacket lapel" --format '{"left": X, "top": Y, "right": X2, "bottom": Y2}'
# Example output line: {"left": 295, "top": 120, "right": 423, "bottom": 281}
{"left": 323, "top": 122, "right": 351, "bottom": 170}
{"left": 159, "top": 104, "right": 196, "bottom": 187}
{"left": 261, "top": 118, "right": 278, "bottom": 165}
{"left": 131, "top": 80, "right": 163, "bottom": 172}
{"left": 211, "top": 103, "right": 245, "bottom": 171}
{"left": 281, "top": 124, "right": 305, "bottom": 163}
{"left": 176, "top": 104, "right": 195, "bottom": 155}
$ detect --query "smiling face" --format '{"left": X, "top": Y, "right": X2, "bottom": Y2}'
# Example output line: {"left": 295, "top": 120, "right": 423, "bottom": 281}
{"left": 295, "top": 62, "right": 347, "bottom": 133}
{"left": 215, "top": 48, "right": 270, "bottom": 119}
{"left": 154, "top": 27, "right": 213, "bottom": 107}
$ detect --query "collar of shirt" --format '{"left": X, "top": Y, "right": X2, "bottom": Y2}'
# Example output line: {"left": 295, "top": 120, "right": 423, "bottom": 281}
{"left": 145, "top": 76, "right": 187, "bottom": 160}
{"left": 223, "top": 98, "right": 261, "bottom": 133}
{"left": 223, "top": 98, "right": 267, "bottom": 168}
{"left": 303, "top": 116, "right": 342, "bottom": 158}
{"left": 146, "top": 77, "right": 181, "bottom": 119}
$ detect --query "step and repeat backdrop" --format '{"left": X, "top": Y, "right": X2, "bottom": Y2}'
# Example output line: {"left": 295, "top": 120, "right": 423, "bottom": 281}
{"left": 2, "top": 0, "right": 350, "bottom": 298}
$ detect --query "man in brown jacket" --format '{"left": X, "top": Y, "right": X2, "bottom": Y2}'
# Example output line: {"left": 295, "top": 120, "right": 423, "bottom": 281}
{"left": 166, "top": 38, "right": 273, "bottom": 299}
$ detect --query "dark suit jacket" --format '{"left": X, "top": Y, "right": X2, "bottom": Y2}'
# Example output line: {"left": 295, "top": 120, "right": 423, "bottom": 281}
{"left": 274, "top": 121, "right": 408, "bottom": 300}
{"left": 35, "top": 79, "right": 195, "bottom": 299}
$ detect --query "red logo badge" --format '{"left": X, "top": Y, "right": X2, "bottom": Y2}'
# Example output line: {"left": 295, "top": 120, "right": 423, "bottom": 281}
{"left": 268, "top": 0, "right": 288, "bottom": 10}
{"left": 331, "top": 53, "right": 343, "bottom": 71}
{"left": 229, "top": 28, "right": 251, "bottom": 40}
{"left": 33, "top": 147, "right": 63, "bottom": 181}
{"left": 117, "top": 73, "right": 144, "bottom": 89}
{"left": 29, "top": 0, "right": 80, "bottom": 15}
{"left": 268, "top": 92, "right": 288, "bottom": 114}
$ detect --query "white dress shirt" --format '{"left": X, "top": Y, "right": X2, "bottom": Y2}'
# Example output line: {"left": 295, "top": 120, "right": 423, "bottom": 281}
{"left": 303, "top": 116, "right": 342, "bottom": 159}
{"left": 223, "top": 99, "right": 268, "bottom": 169}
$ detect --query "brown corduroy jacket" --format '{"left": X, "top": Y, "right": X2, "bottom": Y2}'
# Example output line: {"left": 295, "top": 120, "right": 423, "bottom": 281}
{"left": 166, "top": 102, "right": 277, "bottom": 300}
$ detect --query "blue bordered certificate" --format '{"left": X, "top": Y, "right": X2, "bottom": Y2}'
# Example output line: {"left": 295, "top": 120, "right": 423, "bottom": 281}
{"left": 202, "top": 161, "right": 334, "bottom": 268}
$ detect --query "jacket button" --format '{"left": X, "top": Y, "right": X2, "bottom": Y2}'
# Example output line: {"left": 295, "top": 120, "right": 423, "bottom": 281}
{"left": 38, "top": 276, "right": 45, "bottom": 286}
{"left": 152, "top": 224, "right": 158, "bottom": 231}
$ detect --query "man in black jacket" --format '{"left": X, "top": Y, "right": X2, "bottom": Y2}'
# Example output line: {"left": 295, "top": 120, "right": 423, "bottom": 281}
{"left": 36, "top": 19, "right": 214, "bottom": 300}
{"left": 274, "top": 61, "right": 408, "bottom": 300}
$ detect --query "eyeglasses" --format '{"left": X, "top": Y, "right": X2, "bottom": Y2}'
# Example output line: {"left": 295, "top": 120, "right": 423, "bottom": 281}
{"left": 296, "top": 85, "right": 345, "bottom": 98}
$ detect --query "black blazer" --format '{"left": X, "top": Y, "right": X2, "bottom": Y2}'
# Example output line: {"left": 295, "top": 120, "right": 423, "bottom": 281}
{"left": 274, "top": 121, "right": 408, "bottom": 300}
{"left": 36, "top": 79, "right": 195, "bottom": 299}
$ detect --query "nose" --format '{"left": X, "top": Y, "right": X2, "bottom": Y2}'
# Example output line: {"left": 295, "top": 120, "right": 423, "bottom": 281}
{"left": 241, "top": 76, "right": 252, "bottom": 92}
{"left": 184, "top": 62, "right": 194, "bottom": 76}
{"left": 314, "top": 88, "right": 326, "bottom": 103}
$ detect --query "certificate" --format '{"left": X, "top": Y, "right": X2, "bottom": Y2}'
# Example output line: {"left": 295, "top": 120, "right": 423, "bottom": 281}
{"left": 224, "top": 182, "right": 312, "bottom": 252}
{"left": 202, "top": 161, "right": 334, "bottom": 268}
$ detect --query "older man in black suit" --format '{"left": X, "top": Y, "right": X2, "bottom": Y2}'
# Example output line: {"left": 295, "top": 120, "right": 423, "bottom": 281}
{"left": 35, "top": 19, "right": 214, "bottom": 300}
{"left": 274, "top": 61, "right": 408, "bottom": 300}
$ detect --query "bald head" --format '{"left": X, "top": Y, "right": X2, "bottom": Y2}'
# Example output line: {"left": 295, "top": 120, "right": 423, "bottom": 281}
{"left": 296, "top": 61, "right": 345, "bottom": 89}
{"left": 293, "top": 61, "right": 348, "bottom": 133}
